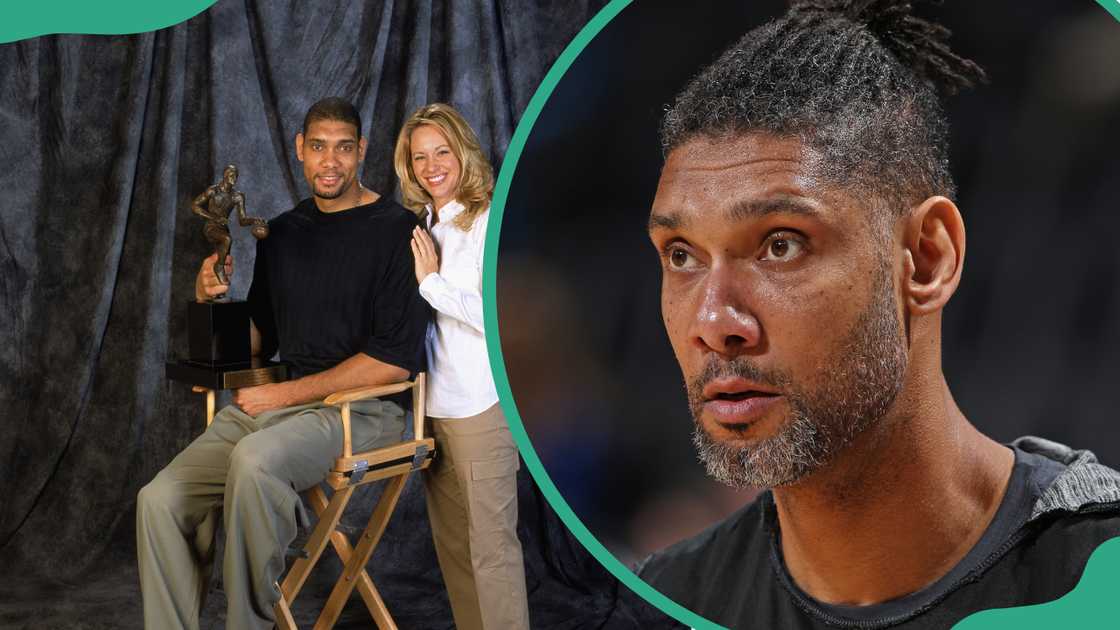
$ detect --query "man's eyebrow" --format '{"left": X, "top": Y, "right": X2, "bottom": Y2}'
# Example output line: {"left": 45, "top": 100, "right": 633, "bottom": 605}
{"left": 728, "top": 196, "right": 821, "bottom": 221}
{"left": 305, "top": 137, "right": 357, "bottom": 144}
{"left": 648, "top": 197, "right": 820, "bottom": 232}
{"left": 647, "top": 211, "right": 682, "bottom": 232}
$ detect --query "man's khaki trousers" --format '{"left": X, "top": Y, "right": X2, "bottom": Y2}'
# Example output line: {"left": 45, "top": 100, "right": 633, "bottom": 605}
{"left": 424, "top": 403, "right": 531, "bottom": 630}
{"left": 136, "top": 399, "right": 405, "bottom": 630}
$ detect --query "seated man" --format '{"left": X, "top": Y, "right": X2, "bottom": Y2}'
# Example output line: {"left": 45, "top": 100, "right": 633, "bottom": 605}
{"left": 638, "top": 1, "right": 1120, "bottom": 628}
{"left": 137, "top": 97, "right": 429, "bottom": 630}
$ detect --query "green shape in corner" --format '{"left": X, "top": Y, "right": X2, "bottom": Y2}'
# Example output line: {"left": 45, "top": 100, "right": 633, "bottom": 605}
{"left": 1094, "top": 0, "right": 1120, "bottom": 23}
{"left": 955, "top": 535, "right": 1120, "bottom": 629}
{"left": 1, "top": 1, "right": 216, "bottom": 44}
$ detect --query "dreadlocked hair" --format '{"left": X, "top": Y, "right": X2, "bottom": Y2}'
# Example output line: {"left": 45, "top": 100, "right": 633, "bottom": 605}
{"left": 661, "top": 0, "right": 987, "bottom": 221}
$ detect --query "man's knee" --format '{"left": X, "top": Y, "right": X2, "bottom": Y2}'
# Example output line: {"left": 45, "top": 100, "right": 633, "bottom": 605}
{"left": 137, "top": 472, "right": 181, "bottom": 518}
{"left": 227, "top": 432, "right": 273, "bottom": 484}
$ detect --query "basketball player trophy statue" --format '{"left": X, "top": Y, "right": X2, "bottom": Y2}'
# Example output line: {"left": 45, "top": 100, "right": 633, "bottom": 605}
{"left": 166, "top": 164, "right": 287, "bottom": 392}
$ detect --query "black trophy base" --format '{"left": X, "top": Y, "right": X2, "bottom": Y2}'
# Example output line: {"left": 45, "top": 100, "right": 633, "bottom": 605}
{"left": 166, "top": 357, "right": 288, "bottom": 391}
{"left": 188, "top": 300, "right": 251, "bottom": 364}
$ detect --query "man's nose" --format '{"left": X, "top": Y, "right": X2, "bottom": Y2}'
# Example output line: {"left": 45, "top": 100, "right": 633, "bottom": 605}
{"left": 323, "top": 149, "right": 341, "bottom": 166}
{"left": 690, "top": 268, "right": 762, "bottom": 357}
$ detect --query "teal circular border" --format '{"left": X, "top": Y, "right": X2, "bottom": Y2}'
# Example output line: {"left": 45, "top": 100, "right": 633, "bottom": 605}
{"left": 482, "top": 1, "right": 1120, "bottom": 629}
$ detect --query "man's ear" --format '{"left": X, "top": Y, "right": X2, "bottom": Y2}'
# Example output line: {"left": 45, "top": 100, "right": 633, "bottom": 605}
{"left": 295, "top": 132, "right": 305, "bottom": 162}
{"left": 902, "top": 195, "right": 966, "bottom": 315}
{"left": 358, "top": 136, "right": 368, "bottom": 161}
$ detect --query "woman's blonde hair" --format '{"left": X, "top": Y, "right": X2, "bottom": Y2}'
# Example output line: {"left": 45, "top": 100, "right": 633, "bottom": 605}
{"left": 393, "top": 103, "right": 493, "bottom": 231}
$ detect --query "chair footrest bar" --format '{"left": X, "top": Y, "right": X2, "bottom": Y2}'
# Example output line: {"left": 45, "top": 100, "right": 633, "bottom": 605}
{"left": 341, "top": 450, "right": 435, "bottom": 484}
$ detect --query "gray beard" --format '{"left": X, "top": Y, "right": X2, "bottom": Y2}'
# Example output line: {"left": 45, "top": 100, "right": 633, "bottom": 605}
{"left": 688, "top": 264, "right": 907, "bottom": 489}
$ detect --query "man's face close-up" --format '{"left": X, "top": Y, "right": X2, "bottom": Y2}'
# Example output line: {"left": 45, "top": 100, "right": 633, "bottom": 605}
{"left": 648, "top": 132, "right": 910, "bottom": 489}
{"left": 297, "top": 119, "right": 364, "bottom": 201}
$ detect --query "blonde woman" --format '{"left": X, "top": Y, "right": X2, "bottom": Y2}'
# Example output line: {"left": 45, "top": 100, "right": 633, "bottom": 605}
{"left": 394, "top": 103, "right": 529, "bottom": 630}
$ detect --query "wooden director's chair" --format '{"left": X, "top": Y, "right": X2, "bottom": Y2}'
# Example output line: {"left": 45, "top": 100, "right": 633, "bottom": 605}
{"left": 193, "top": 374, "right": 435, "bottom": 629}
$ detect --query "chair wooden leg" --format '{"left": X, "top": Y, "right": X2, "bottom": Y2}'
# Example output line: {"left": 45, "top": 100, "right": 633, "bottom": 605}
{"left": 306, "top": 487, "right": 391, "bottom": 624}
{"left": 279, "top": 485, "right": 357, "bottom": 608}
{"left": 275, "top": 585, "right": 298, "bottom": 630}
{"left": 313, "top": 474, "right": 409, "bottom": 630}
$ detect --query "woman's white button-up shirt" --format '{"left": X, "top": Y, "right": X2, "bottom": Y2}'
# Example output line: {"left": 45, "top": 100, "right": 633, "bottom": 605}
{"left": 418, "top": 200, "right": 499, "bottom": 418}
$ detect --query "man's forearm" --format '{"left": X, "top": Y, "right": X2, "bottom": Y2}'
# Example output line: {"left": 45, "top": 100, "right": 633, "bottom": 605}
{"left": 283, "top": 353, "right": 409, "bottom": 406}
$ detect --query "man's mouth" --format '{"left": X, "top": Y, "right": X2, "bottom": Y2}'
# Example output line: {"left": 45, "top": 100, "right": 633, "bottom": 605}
{"left": 318, "top": 174, "right": 342, "bottom": 187}
{"left": 711, "top": 391, "right": 777, "bottom": 401}
{"left": 701, "top": 377, "right": 782, "bottom": 427}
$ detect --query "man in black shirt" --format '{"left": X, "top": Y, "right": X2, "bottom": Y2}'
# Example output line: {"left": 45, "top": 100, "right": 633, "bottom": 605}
{"left": 136, "top": 98, "right": 429, "bottom": 630}
{"left": 639, "top": 2, "right": 1120, "bottom": 628}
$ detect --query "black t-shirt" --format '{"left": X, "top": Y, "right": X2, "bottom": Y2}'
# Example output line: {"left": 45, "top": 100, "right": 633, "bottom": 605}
{"left": 636, "top": 446, "right": 1120, "bottom": 629}
{"left": 247, "top": 196, "right": 429, "bottom": 380}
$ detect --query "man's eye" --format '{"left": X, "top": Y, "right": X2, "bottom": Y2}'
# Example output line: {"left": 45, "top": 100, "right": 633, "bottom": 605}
{"left": 666, "top": 246, "right": 698, "bottom": 270}
{"left": 340, "top": 145, "right": 353, "bottom": 152}
{"left": 760, "top": 233, "right": 804, "bottom": 261}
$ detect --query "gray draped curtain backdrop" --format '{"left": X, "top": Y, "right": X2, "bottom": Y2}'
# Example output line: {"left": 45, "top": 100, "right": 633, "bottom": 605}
{"left": 0, "top": 1, "right": 677, "bottom": 628}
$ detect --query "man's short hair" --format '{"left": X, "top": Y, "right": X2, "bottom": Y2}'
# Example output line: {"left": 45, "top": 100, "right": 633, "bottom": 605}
{"left": 302, "top": 97, "right": 362, "bottom": 138}
{"left": 661, "top": 0, "right": 987, "bottom": 220}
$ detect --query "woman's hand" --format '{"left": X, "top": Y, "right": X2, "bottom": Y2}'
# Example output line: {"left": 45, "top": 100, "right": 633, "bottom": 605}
{"left": 411, "top": 226, "right": 440, "bottom": 285}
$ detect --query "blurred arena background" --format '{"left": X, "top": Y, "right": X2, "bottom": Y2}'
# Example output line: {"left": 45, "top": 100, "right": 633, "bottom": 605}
{"left": 496, "top": 0, "right": 1120, "bottom": 565}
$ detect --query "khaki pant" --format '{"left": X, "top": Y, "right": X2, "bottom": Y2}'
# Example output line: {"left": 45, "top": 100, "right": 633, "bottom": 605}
{"left": 136, "top": 399, "right": 405, "bottom": 630}
{"left": 424, "top": 403, "right": 530, "bottom": 630}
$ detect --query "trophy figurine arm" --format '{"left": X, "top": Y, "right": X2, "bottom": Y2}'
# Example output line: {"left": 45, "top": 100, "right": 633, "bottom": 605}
{"left": 191, "top": 187, "right": 225, "bottom": 224}
{"left": 236, "top": 193, "right": 267, "bottom": 228}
